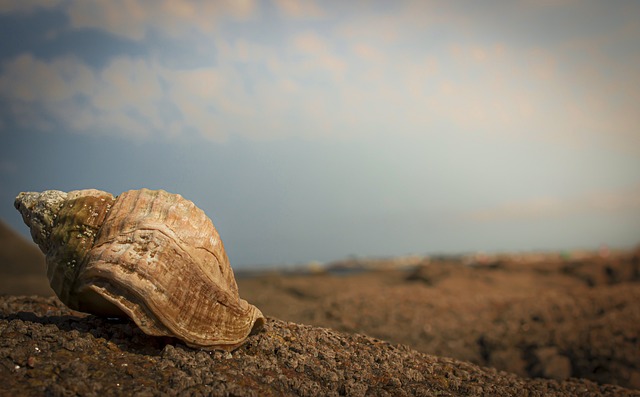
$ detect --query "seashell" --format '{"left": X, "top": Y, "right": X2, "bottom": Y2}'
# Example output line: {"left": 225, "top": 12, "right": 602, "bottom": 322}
{"left": 14, "top": 188, "right": 264, "bottom": 350}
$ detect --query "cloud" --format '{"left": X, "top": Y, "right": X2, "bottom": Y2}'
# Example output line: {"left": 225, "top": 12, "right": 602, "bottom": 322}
{"left": 1, "top": 31, "right": 636, "bottom": 150}
{"left": 466, "top": 185, "right": 640, "bottom": 222}
{"left": 0, "top": 45, "right": 334, "bottom": 142}
{"left": 1, "top": 0, "right": 246, "bottom": 41}
{"left": 0, "top": 1, "right": 638, "bottom": 152}
{"left": 273, "top": 0, "right": 323, "bottom": 18}
{"left": 291, "top": 32, "right": 346, "bottom": 80}
{"left": 0, "top": 53, "right": 92, "bottom": 102}
{"left": 0, "top": 53, "right": 95, "bottom": 132}
{"left": 0, "top": 54, "right": 169, "bottom": 139}
{"left": 0, "top": 0, "right": 62, "bottom": 14}
{"left": 66, "top": 0, "right": 257, "bottom": 40}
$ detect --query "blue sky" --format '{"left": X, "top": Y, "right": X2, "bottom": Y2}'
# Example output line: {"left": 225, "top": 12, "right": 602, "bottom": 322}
{"left": 1, "top": 0, "right": 639, "bottom": 267}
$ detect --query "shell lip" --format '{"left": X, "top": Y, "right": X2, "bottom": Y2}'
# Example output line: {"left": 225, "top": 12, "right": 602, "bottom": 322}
{"left": 184, "top": 316, "right": 266, "bottom": 352}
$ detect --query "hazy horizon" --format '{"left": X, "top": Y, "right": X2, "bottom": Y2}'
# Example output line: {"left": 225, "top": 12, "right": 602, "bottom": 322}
{"left": 1, "top": 1, "right": 639, "bottom": 267}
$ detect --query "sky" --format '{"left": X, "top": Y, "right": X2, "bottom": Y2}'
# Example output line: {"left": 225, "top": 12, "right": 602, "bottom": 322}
{"left": 0, "top": 0, "right": 639, "bottom": 268}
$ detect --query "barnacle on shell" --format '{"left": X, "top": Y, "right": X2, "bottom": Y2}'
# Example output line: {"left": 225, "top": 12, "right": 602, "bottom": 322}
{"left": 15, "top": 188, "right": 264, "bottom": 350}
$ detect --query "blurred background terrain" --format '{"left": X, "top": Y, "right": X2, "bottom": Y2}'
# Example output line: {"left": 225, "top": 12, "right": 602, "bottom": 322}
{"left": 0, "top": 220, "right": 50, "bottom": 295}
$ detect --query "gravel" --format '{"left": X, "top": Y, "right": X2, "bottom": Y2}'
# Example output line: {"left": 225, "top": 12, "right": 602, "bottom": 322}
{"left": 1, "top": 295, "right": 638, "bottom": 396}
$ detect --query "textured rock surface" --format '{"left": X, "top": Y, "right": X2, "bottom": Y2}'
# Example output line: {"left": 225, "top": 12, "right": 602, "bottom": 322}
{"left": 238, "top": 252, "right": 640, "bottom": 389}
{"left": 1, "top": 296, "right": 638, "bottom": 396}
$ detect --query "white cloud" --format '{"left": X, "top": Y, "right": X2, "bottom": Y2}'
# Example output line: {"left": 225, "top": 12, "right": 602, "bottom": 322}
{"left": 0, "top": 44, "right": 325, "bottom": 141}
{"left": 0, "top": 54, "right": 169, "bottom": 139}
{"left": 0, "top": 1, "right": 638, "bottom": 153}
{"left": 1, "top": 30, "right": 638, "bottom": 151}
{"left": 0, "top": 54, "right": 93, "bottom": 102}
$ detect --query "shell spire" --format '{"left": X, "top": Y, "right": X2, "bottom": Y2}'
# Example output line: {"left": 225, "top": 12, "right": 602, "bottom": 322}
{"left": 15, "top": 190, "right": 69, "bottom": 251}
{"left": 15, "top": 188, "right": 265, "bottom": 350}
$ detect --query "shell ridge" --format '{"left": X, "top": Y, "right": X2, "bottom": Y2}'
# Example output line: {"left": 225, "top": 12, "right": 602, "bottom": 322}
{"left": 130, "top": 190, "right": 149, "bottom": 234}
{"left": 124, "top": 191, "right": 231, "bottom": 284}
{"left": 86, "top": 223, "right": 252, "bottom": 338}
{"left": 91, "top": 231, "right": 239, "bottom": 309}
{"left": 92, "top": 222, "right": 241, "bottom": 309}
{"left": 120, "top": 192, "right": 242, "bottom": 303}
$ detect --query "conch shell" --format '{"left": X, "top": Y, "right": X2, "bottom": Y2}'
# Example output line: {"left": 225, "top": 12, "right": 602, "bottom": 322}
{"left": 14, "top": 188, "right": 264, "bottom": 350}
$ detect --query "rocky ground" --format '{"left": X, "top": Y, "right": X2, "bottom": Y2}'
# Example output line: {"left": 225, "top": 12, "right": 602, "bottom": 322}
{"left": 237, "top": 250, "right": 640, "bottom": 391}
{"left": 1, "top": 295, "right": 638, "bottom": 396}
{"left": 1, "top": 220, "right": 639, "bottom": 395}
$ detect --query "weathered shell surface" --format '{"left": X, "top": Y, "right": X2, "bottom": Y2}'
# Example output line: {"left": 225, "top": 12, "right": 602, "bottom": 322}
{"left": 15, "top": 188, "right": 264, "bottom": 350}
